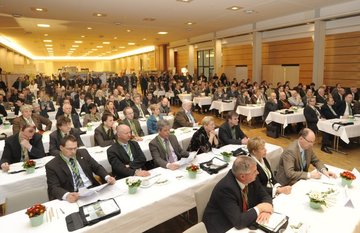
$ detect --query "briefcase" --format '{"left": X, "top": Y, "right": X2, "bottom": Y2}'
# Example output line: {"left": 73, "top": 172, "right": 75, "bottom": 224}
{"left": 266, "top": 123, "right": 279, "bottom": 138}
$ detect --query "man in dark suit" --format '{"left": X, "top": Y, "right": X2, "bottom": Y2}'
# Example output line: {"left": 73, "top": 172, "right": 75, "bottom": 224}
{"left": 159, "top": 97, "right": 173, "bottom": 116}
{"left": 59, "top": 103, "right": 82, "bottom": 128}
{"left": 263, "top": 92, "right": 278, "bottom": 121}
{"left": 335, "top": 93, "right": 354, "bottom": 117}
{"left": 132, "top": 94, "right": 149, "bottom": 119}
{"left": 12, "top": 76, "right": 27, "bottom": 92}
{"left": 349, "top": 86, "right": 359, "bottom": 102}
{"left": 226, "top": 84, "right": 239, "bottom": 99}
{"left": 118, "top": 93, "right": 134, "bottom": 111}
{"left": 0, "top": 125, "right": 45, "bottom": 172}
{"left": 276, "top": 128, "right": 337, "bottom": 186}
{"left": 94, "top": 113, "right": 116, "bottom": 147}
{"left": 321, "top": 97, "right": 339, "bottom": 120}
{"left": 107, "top": 124, "right": 150, "bottom": 179}
{"left": 49, "top": 116, "right": 84, "bottom": 157}
{"left": 303, "top": 97, "right": 321, "bottom": 134}
{"left": 55, "top": 98, "right": 78, "bottom": 119}
{"left": 203, "top": 156, "right": 273, "bottom": 233}
{"left": 173, "top": 100, "right": 196, "bottom": 129}
{"left": 219, "top": 111, "right": 248, "bottom": 145}
{"left": 149, "top": 119, "right": 189, "bottom": 170}
{"left": 122, "top": 106, "right": 144, "bottom": 140}
{"left": 315, "top": 87, "right": 327, "bottom": 105}
{"left": 45, "top": 135, "right": 116, "bottom": 202}
{"left": 12, "top": 104, "right": 52, "bottom": 134}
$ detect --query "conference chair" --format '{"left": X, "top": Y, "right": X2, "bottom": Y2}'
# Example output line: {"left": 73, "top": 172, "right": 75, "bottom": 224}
{"left": 5, "top": 186, "right": 48, "bottom": 215}
{"left": 194, "top": 181, "right": 217, "bottom": 223}
{"left": 183, "top": 222, "right": 207, "bottom": 233}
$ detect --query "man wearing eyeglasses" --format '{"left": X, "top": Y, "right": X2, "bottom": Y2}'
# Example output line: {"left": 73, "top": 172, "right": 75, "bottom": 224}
{"left": 46, "top": 135, "right": 116, "bottom": 203}
{"left": 276, "top": 128, "right": 337, "bottom": 186}
{"left": 0, "top": 124, "right": 46, "bottom": 172}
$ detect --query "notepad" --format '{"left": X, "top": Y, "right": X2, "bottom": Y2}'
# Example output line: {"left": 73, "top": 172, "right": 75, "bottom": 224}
{"left": 258, "top": 212, "right": 288, "bottom": 233}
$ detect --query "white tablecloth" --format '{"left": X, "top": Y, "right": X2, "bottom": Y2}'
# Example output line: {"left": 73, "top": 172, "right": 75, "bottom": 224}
{"left": 193, "top": 96, "right": 212, "bottom": 107}
{"left": 210, "top": 100, "right": 236, "bottom": 113}
{"left": 153, "top": 90, "right": 165, "bottom": 97}
{"left": 317, "top": 118, "right": 360, "bottom": 144}
{"left": 0, "top": 143, "right": 283, "bottom": 232}
{"left": 178, "top": 94, "right": 192, "bottom": 102}
{"left": 165, "top": 91, "right": 175, "bottom": 99}
{"left": 265, "top": 108, "right": 306, "bottom": 128}
{"left": 236, "top": 105, "right": 265, "bottom": 122}
{"left": 227, "top": 165, "right": 360, "bottom": 233}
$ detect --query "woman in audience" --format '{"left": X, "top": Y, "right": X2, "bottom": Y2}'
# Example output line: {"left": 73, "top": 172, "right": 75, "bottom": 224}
{"left": 94, "top": 89, "right": 106, "bottom": 107}
{"left": 39, "top": 94, "right": 55, "bottom": 118}
{"left": 103, "top": 100, "right": 120, "bottom": 121}
{"left": 147, "top": 104, "right": 163, "bottom": 135}
{"left": 247, "top": 136, "right": 292, "bottom": 197}
{"left": 187, "top": 116, "right": 219, "bottom": 154}
{"left": 83, "top": 103, "right": 101, "bottom": 126}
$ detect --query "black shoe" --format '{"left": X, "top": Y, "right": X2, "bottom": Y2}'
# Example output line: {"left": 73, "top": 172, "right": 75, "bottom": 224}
{"left": 321, "top": 146, "right": 332, "bottom": 154}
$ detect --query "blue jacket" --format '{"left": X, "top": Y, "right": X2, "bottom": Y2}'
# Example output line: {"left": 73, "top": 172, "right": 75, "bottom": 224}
{"left": 147, "top": 115, "right": 163, "bottom": 135}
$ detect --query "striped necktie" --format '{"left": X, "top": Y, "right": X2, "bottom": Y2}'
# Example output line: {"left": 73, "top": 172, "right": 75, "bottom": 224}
{"left": 69, "top": 158, "right": 84, "bottom": 190}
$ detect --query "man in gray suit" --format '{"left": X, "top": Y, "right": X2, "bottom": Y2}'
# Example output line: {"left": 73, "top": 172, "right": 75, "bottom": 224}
{"left": 276, "top": 128, "right": 337, "bottom": 186}
{"left": 149, "top": 119, "right": 189, "bottom": 170}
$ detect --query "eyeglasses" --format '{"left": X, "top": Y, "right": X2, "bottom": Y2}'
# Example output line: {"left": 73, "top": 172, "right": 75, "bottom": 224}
{"left": 302, "top": 137, "right": 315, "bottom": 144}
{"left": 64, "top": 147, "right": 77, "bottom": 151}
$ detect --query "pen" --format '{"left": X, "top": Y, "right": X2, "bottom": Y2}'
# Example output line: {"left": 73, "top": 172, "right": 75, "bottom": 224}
{"left": 59, "top": 208, "right": 65, "bottom": 214}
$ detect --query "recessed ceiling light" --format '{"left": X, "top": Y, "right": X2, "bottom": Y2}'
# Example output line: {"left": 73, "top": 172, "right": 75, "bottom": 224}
{"left": 243, "top": 9, "right": 255, "bottom": 14}
{"left": 31, "top": 7, "right": 48, "bottom": 12}
{"left": 119, "top": 46, "right": 125, "bottom": 49}
{"left": 37, "top": 24, "right": 50, "bottom": 28}
{"left": 46, "top": 48, "right": 53, "bottom": 50}
{"left": 69, "top": 48, "right": 76, "bottom": 51}
{"left": 72, "top": 45, "right": 79, "bottom": 47}
{"left": 126, "top": 29, "right": 132, "bottom": 32}
{"left": 96, "top": 45, "right": 103, "bottom": 48}
{"left": 176, "top": 0, "right": 193, "bottom": 3}
{"left": 93, "top": 13, "right": 106, "bottom": 17}
{"left": 143, "top": 18, "right": 156, "bottom": 22}
{"left": 157, "top": 31, "right": 168, "bottom": 35}
{"left": 43, "top": 39, "right": 52, "bottom": 42}
{"left": 186, "top": 22, "right": 195, "bottom": 25}
{"left": 103, "top": 42, "right": 110, "bottom": 44}
{"left": 87, "top": 27, "right": 93, "bottom": 30}
{"left": 45, "top": 44, "right": 52, "bottom": 47}
{"left": 44, "top": 34, "right": 48, "bottom": 36}
{"left": 128, "top": 42, "right": 135, "bottom": 45}
{"left": 81, "top": 35, "right": 86, "bottom": 38}
{"left": 143, "top": 38, "right": 147, "bottom": 41}
{"left": 74, "top": 41, "right": 83, "bottom": 44}
{"left": 92, "top": 49, "right": 98, "bottom": 51}
{"left": 113, "top": 37, "right": 118, "bottom": 39}
{"left": 227, "top": 6, "right": 242, "bottom": 11}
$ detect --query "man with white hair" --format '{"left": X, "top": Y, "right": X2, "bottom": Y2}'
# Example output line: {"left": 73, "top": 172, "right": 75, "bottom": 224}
{"left": 173, "top": 100, "right": 197, "bottom": 129}
{"left": 61, "top": 103, "right": 82, "bottom": 128}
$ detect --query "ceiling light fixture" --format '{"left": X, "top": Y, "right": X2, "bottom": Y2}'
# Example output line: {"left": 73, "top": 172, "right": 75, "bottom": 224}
{"left": 119, "top": 46, "right": 125, "bottom": 49}
{"left": 43, "top": 39, "right": 52, "bottom": 42}
{"left": 227, "top": 6, "right": 242, "bottom": 11}
{"left": 87, "top": 27, "right": 93, "bottom": 30}
{"left": 186, "top": 22, "right": 195, "bottom": 25}
{"left": 69, "top": 48, "right": 76, "bottom": 51}
{"left": 44, "top": 34, "right": 48, "bottom": 36}
{"left": 81, "top": 35, "right": 86, "bottom": 38}
{"left": 128, "top": 42, "right": 135, "bottom": 45}
{"left": 126, "top": 29, "right": 132, "bottom": 32}
{"left": 93, "top": 13, "right": 106, "bottom": 17}
{"left": 103, "top": 42, "right": 110, "bottom": 44}
{"left": 92, "top": 49, "right": 98, "bottom": 51}
{"left": 74, "top": 41, "right": 83, "bottom": 43}
{"left": 72, "top": 45, "right": 79, "bottom": 47}
{"left": 176, "top": 0, "right": 193, "bottom": 3}
{"left": 96, "top": 45, "right": 103, "bottom": 48}
{"left": 143, "top": 38, "right": 147, "bottom": 41}
{"left": 37, "top": 24, "right": 50, "bottom": 28}
{"left": 157, "top": 31, "right": 168, "bottom": 35}
{"left": 113, "top": 37, "right": 118, "bottom": 39}
{"left": 45, "top": 44, "right": 52, "bottom": 47}
{"left": 243, "top": 9, "right": 255, "bottom": 14}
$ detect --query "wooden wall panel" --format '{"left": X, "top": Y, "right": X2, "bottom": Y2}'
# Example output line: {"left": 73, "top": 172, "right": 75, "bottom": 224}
{"left": 262, "top": 38, "right": 313, "bottom": 86}
{"left": 222, "top": 44, "right": 253, "bottom": 80}
{"left": 324, "top": 31, "right": 360, "bottom": 87}
{"left": 175, "top": 49, "right": 188, "bottom": 73}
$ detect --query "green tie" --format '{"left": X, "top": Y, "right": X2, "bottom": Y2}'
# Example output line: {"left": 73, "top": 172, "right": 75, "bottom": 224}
{"left": 129, "top": 120, "right": 138, "bottom": 137}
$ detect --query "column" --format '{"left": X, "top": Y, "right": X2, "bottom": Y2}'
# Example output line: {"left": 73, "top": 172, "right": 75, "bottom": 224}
{"left": 188, "top": 45, "right": 194, "bottom": 76}
{"left": 214, "top": 39, "right": 222, "bottom": 75}
{"left": 169, "top": 48, "right": 175, "bottom": 74}
{"left": 312, "top": 20, "right": 326, "bottom": 88}
{"left": 252, "top": 32, "right": 262, "bottom": 83}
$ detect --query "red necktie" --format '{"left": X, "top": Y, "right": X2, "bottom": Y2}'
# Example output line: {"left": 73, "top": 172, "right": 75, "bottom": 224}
{"left": 242, "top": 186, "right": 248, "bottom": 211}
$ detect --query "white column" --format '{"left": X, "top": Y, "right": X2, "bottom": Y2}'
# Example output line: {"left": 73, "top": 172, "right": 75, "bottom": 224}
{"left": 312, "top": 20, "right": 326, "bottom": 88}
{"left": 169, "top": 48, "right": 175, "bottom": 73}
{"left": 188, "top": 45, "right": 194, "bottom": 76}
{"left": 214, "top": 39, "right": 222, "bottom": 75}
{"left": 252, "top": 32, "right": 262, "bottom": 83}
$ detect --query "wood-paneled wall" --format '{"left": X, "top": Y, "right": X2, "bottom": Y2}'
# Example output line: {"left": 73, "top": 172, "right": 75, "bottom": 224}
{"left": 262, "top": 38, "right": 313, "bottom": 87}
{"left": 324, "top": 31, "right": 360, "bottom": 87}
{"left": 175, "top": 49, "right": 188, "bottom": 73}
{"left": 222, "top": 44, "right": 253, "bottom": 80}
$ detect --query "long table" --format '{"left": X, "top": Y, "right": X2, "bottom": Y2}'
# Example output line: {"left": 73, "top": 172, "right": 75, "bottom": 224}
{"left": 236, "top": 105, "right": 265, "bottom": 122}
{"left": 210, "top": 100, "right": 236, "bottom": 114}
{"left": 227, "top": 165, "right": 360, "bottom": 233}
{"left": 0, "top": 144, "right": 283, "bottom": 232}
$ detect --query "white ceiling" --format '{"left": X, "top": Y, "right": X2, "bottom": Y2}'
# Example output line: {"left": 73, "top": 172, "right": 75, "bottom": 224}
{"left": 0, "top": 0, "right": 356, "bottom": 57}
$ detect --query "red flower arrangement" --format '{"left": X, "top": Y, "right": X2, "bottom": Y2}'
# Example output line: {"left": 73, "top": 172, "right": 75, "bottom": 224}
{"left": 22, "top": 160, "right": 36, "bottom": 169}
{"left": 25, "top": 204, "right": 46, "bottom": 218}
{"left": 340, "top": 171, "right": 356, "bottom": 181}
{"left": 186, "top": 164, "right": 199, "bottom": 172}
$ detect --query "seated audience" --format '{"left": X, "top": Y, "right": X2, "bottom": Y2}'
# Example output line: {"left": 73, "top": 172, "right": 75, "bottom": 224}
{"left": 219, "top": 111, "right": 248, "bottom": 145}
{"left": 55, "top": 98, "right": 77, "bottom": 118}
{"left": 118, "top": 92, "right": 134, "bottom": 111}
{"left": 159, "top": 97, "right": 173, "bottom": 116}
{"left": 49, "top": 116, "right": 84, "bottom": 157}
{"left": 58, "top": 103, "right": 82, "bottom": 128}
{"left": 147, "top": 104, "right": 163, "bottom": 135}
{"left": 263, "top": 92, "right": 278, "bottom": 121}
{"left": 247, "top": 137, "right": 291, "bottom": 197}
{"left": 1, "top": 124, "right": 46, "bottom": 172}
{"left": 173, "top": 100, "right": 197, "bottom": 129}
{"left": 103, "top": 100, "right": 120, "bottom": 121}
{"left": 278, "top": 92, "right": 291, "bottom": 109}
{"left": 94, "top": 113, "right": 116, "bottom": 147}
{"left": 143, "top": 92, "right": 157, "bottom": 108}
{"left": 213, "top": 86, "right": 225, "bottom": 101}
{"left": 80, "top": 96, "right": 93, "bottom": 115}
{"left": 107, "top": 124, "right": 150, "bottom": 179}
{"left": 12, "top": 104, "right": 52, "bottom": 134}
{"left": 236, "top": 89, "right": 251, "bottom": 106}
{"left": 335, "top": 93, "right": 354, "bottom": 117}
{"left": 132, "top": 94, "right": 149, "bottom": 119}
{"left": 46, "top": 135, "right": 115, "bottom": 202}
{"left": 83, "top": 103, "right": 101, "bottom": 126}
{"left": 187, "top": 116, "right": 219, "bottom": 154}
{"left": 149, "top": 119, "right": 189, "bottom": 170}
{"left": 315, "top": 87, "right": 327, "bottom": 105}
{"left": 203, "top": 156, "right": 273, "bottom": 233}
{"left": 303, "top": 97, "right": 322, "bottom": 134}
{"left": 288, "top": 90, "right": 304, "bottom": 107}
{"left": 276, "top": 128, "right": 337, "bottom": 186}
{"left": 39, "top": 94, "right": 55, "bottom": 118}
{"left": 122, "top": 106, "right": 144, "bottom": 140}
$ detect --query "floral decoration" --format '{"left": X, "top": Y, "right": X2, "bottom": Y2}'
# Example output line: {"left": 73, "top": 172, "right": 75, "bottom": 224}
{"left": 340, "top": 171, "right": 356, "bottom": 181}
{"left": 22, "top": 160, "right": 36, "bottom": 169}
{"left": 126, "top": 176, "right": 142, "bottom": 187}
{"left": 25, "top": 204, "right": 46, "bottom": 218}
{"left": 186, "top": 164, "right": 199, "bottom": 172}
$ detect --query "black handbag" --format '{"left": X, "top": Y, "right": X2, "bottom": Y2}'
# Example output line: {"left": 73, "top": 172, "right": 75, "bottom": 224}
{"left": 266, "top": 123, "right": 279, "bottom": 138}
{"left": 200, "top": 157, "right": 228, "bottom": 175}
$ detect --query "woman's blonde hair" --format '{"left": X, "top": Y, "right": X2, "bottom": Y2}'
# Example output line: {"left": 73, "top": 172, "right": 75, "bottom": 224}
{"left": 201, "top": 116, "right": 214, "bottom": 126}
{"left": 247, "top": 136, "right": 266, "bottom": 154}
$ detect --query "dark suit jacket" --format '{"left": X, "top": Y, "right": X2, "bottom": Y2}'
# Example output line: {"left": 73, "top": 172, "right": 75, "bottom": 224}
{"left": 315, "top": 94, "right": 327, "bottom": 105}
{"left": 253, "top": 157, "right": 277, "bottom": 197}
{"left": 276, "top": 140, "right": 326, "bottom": 186}
{"left": 303, "top": 105, "right": 320, "bottom": 133}
{"left": 94, "top": 97, "right": 106, "bottom": 107}
{"left": 0, "top": 104, "right": 7, "bottom": 117}
{"left": 219, "top": 122, "right": 247, "bottom": 145}
{"left": 0, "top": 133, "right": 45, "bottom": 165}
{"left": 94, "top": 124, "right": 116, "bottom": 147}
{"left": 263, "top": 100, "right": 278, "bottom": 121}
{"left": 320, "top": 104, "right": 339, "bottom": 119}
{"left": 49, "top": 128, "right": 84, "bottom": 157}
{"left": 187, "top": 126, "right": 219, "bottom": 154}
{"left": 149, "top": 135, "right": 189, "bottom": 168}
{"left": 45, "top": 149, "right": 109, "bottom": 200}
{"left": 203, "top": 171, "right": 272, "bottom": 233}
{"left": 119, "top": 99, "right": 134, "bottom": 111}
{"left": 55, "top": 107, "right": 78, "bottom": 119}
{"left": 335, "top": 101, "right": 353, "bottom": 116}
{"left": 12, "top": 113, "right": 52, "bottom": 134}
{"left": 107, "top": 140, "right": 147, "bottom": 179}
{"left": 278, "top": 99, "right": 291, "bottom": 109}
{"left": 122, "top": 119, "right": 144, "bottom": 137}
{"left": 132, "top": 104, "right": 149, "bottom": 119}
{"left": 173, "top": 108, "right": 194, "bottom": 129}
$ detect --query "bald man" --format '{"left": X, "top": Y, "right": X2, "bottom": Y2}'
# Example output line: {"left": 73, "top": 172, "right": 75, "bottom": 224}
{"left": 107, "top": 124, "right": 150, "bottom": 179}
